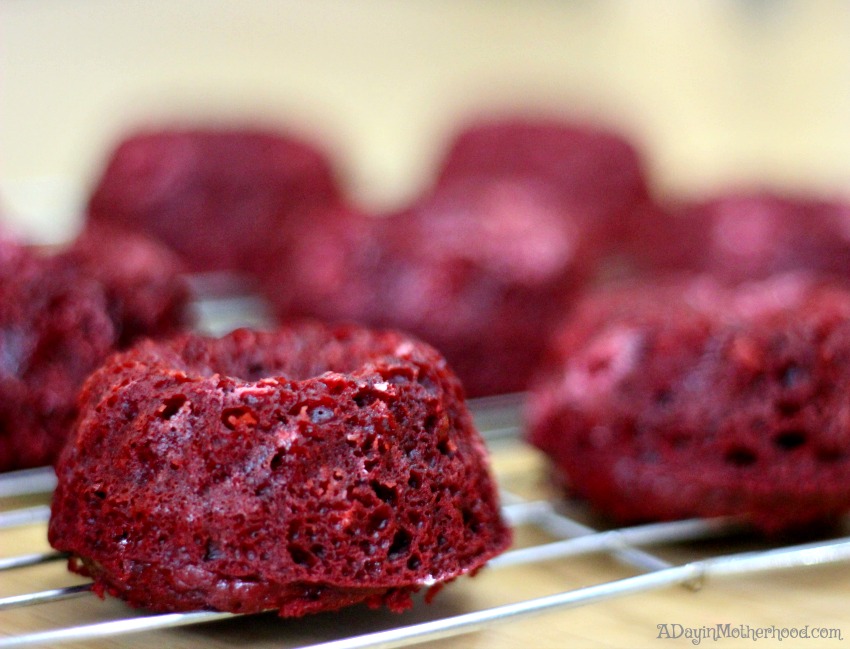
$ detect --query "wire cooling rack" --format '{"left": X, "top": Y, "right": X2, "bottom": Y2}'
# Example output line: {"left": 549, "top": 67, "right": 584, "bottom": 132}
{"left": 2, "top": 288, "right": 850, "bottom": 648}
{"left": 3, "top": 394, "right": 850, "bottom": 648}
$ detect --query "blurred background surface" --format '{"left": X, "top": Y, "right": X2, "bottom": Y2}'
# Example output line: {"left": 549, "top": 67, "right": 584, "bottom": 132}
{"left": 2, "top": 0, "right": 850, "bottom": 243}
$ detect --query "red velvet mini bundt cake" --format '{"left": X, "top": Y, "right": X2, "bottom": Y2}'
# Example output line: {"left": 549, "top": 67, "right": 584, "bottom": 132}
{"left": 59, "top": 225, "right": 190, "bottom": 346}
{"left": 260, "top": 181, "right": 592, "bottom": 397}
{"left": 628, "top": 191, "right": 850, "bottom": 283}
{"left": 49, "top": 325, "right": 510, "bottom": 616}
{"left": 527, "top": 274, "right": 850, "bottom": 533}
{"left": 0, "top": 241, "right": 117, "bottom": 471}
{"left": 86, "top": 127, "right": 343, "bottom": 272}
{"left": 434, "top": 117, "right": 649, "bottom": 214}
{"left": 257, "top": 204, "right": 379, "bottom": 323}
{"left": 433, "top": 117, "right": 652, "bottom": 251}
{"left": 0, "top": 231, "right": 191, "bottom": 472}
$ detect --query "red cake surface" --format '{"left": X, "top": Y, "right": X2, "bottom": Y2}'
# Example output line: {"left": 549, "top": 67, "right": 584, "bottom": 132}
{"left": 434, "top": 118, "right": 649, "bottom": 213}
{"left": 48, "top": 325, "right": 510, "bottom": 616}
{"left": 527, "top": 274, "right": 850, "bottom": 533}
{"left": 86, "top": 127, "right": 343, "bottom": 272}
{"left": 261, "top": 180, "right": 592, "bottom": 396}
{"left": 433, "top": 117, "right": 651, "bottom": 250}
{"left": 0, "top": 231, "right": 191, "bottom": 472}
{"left": 257, "top": 204, "right": 379, "bottom": 323}
{"left": 628, "top": 191, "right": 850, "bottom": 283}
{"left": 0, "top": 241, "right": 117, "bottom": 471}
{"left": 60, "top": 225, "right": 190, "bottom": 346}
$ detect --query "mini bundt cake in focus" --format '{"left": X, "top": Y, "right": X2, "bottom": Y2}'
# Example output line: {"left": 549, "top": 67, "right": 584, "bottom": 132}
{"left": 49, "top": 324, "right": 511, "bottom": 616}
{"left": 528, "top": 274, "right": 850, "bottom": 534}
